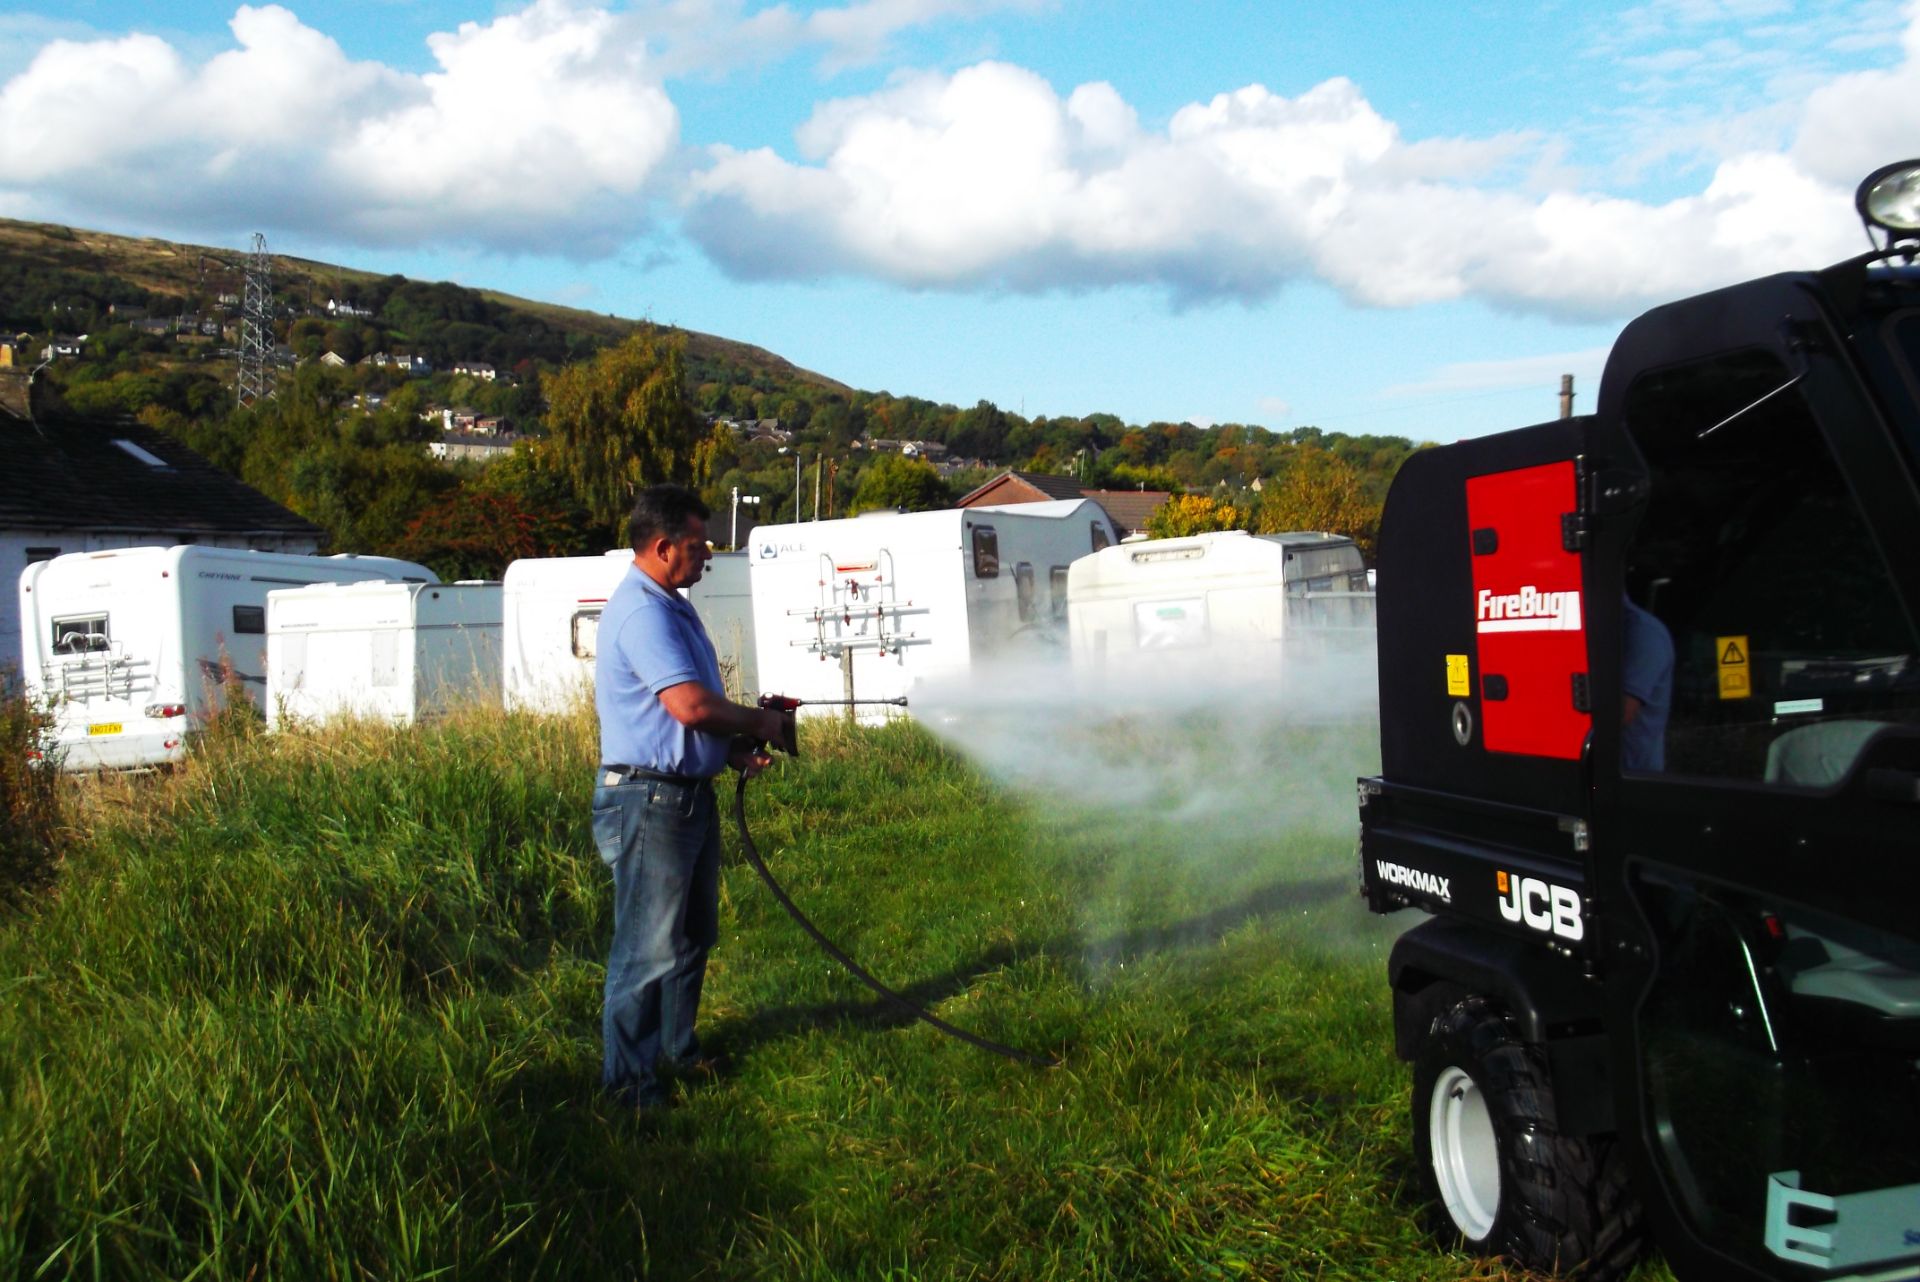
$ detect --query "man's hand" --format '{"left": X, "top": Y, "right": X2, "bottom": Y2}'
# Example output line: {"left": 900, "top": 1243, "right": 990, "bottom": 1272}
{"left": 729, "top": 737, "right": 775, "bottom": 778}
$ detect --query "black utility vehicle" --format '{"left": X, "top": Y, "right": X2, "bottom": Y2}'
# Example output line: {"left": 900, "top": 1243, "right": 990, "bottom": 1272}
{"left": 1359, "top": 161, "right": 1920, "bottom": 1281}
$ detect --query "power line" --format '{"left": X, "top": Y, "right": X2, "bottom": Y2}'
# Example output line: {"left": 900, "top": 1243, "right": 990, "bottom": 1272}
{"left": 237, "top": 232, "right": 273, "bottom": 407}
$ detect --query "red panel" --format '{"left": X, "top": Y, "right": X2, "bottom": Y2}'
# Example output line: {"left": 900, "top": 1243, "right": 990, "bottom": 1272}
{"left": 1465, "top": 461, "right": 1589, "bottom": 759}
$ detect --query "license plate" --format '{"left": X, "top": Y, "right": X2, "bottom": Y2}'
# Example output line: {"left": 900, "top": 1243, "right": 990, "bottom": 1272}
{"left": 86, "top": 722, "right": 122, "bottom": 736}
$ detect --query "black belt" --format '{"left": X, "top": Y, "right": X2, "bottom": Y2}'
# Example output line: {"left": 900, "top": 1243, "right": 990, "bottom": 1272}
{"left": 599, "top": 765, "right": 712, "bottom": 787}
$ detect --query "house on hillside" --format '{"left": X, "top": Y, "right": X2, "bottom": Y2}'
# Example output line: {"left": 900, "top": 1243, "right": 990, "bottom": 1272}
{"left": 0, "top": 373, "right": 324, "bottom": 674}
{"left": 956, "top": 469, "right": 1170, "bottom": 540}
{"left": 363, "top": 351, "right": 431, "bottom": 376}
{"left": 934, "top": 456, "right": 988, "bottom": 478}
{"left": 868, "top": 438, "right": 949, "bottom": 459}
{"left": 429, "top": 432, "right": 517, "bottom": 463}
{"left": 452, "top": 361, "right": 497, "bottom": 381}
{"left": 417, "top": 406, "right": 505, "bottom": 434}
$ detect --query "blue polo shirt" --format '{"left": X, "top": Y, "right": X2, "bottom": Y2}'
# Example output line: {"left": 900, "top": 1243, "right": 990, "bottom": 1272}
{"left": 1621, "top": 597, "right": 1675, "bottom": 773}
{"left": 595, "top": 563, "right": 729, "bottom": 778}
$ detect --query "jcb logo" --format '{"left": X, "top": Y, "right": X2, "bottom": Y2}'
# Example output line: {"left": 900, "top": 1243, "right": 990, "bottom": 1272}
{"left": 1496, "top": 870, "right": 1584, "bottom": 942}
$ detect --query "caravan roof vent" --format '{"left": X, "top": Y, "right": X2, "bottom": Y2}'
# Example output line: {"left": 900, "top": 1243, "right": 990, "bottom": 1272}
{"left": 1130, "top": 545, "right": 1205, "bottom": 563}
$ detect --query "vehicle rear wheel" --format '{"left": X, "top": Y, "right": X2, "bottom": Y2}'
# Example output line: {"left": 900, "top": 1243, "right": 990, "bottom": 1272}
{"left": 1412, "top": 995, "right": 1644, "bottom": 1280}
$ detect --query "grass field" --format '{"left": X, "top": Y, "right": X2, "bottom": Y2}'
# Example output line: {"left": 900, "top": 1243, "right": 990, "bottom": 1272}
{"left": 0, "top": 707, "right": 1669, "bottom": 1280}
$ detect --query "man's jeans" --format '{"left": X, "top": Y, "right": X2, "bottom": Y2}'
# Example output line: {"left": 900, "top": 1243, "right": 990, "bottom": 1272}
{"left": 591, "top": 774, "right": 720, "bottom": 1106}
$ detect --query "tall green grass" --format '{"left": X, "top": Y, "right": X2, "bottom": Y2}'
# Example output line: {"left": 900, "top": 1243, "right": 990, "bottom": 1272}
{"left": 0, "top": 677, "right": 62, "bottom": 912}
{"left": 0, "top": 708, "right": 1666, "bottom": 1280}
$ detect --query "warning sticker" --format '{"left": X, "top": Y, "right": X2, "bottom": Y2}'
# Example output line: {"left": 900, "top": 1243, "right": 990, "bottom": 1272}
{"left": 1717, "top": 634, "right": 1751, "bottom": 700}
{"left": 1446, "top": 654, "right": 1470, "bottom": 697}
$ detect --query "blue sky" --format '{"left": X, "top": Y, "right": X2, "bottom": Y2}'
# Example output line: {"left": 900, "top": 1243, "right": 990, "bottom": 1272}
{"left": 2, "top": 0, "right": 1915, "bottom": 440}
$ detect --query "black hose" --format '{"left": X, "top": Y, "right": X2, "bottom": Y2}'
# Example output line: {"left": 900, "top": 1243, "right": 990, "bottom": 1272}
{"left": 730, "top": 771, "right": 1058, "bottom": 1068}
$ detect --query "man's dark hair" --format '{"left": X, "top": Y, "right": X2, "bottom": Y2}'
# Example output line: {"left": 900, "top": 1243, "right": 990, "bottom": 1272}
{"left": 628, "top": 484, "right": 711, "bottom": 551}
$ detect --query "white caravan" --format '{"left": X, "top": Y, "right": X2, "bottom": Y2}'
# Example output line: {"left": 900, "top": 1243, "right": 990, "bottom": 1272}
{"left": 265, "top": 581, "right": 502, "bottom": 729}
{"left": 501, "top": 551, "right": 628, "bottom": 714}
{"left": 749, "top": 500, "right": 1120, "bottom": 720}
{"left": 18, "top": 546, "right": 437, "bottom": 769}
{"left": 502, "top": 550, "right": 758, "bottom": 713}
{"left": 687, "top": 552, "right": 756, "bottom": 696}
{"left": 1067, "top": 530, "right": 1375, "bottom": 697}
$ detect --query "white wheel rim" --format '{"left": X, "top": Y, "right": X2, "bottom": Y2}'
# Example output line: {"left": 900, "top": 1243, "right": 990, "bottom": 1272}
{"left": 1429, "top": 1064, "right": 1500, "bottom": 1241}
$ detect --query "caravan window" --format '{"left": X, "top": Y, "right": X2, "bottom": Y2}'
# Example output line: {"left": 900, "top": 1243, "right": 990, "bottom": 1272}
{"left": 1091, "top": 523, "right": 1111, "bottom": 552}
{"left": 25, "top": 546, "right": 59, "bottom": 566}
{"left": 571, "top": 608, "right": 603, "bottom": 659}
{"left": 232, "top": 605, "right": 265, "bottom": 635}
{"left": 52, "top": 614, "right": 108, "bottom": 653}
{"left": 1015, "top": 562, "right": 1037, "bottom": 622}
{"left": 971, "top": 526, "right": 1000, "bottom": 578}
{"left": 1050, "top": 566, "right": 1069, "bottom": 622}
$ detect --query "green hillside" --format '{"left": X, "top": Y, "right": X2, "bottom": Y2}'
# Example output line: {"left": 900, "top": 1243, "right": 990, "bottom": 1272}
{"left": 0, "top": 217, "right": 847, "bottom": 395}
{"left": 2, "top": 216, "right": 1421, "bottom": 573}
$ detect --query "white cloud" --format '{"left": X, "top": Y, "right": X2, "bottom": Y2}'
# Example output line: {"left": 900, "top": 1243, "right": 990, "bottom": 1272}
{"left": 2, "top": 0, "right": 1914, "bottom": 319}
{"left": 1792, "top": 5, "right": 1920, "bottom": 186}
{"left": 0, "top": 2, "right": 677, "bottom": 254}
{"left": 805, "top": 0, "right": 1048, "bottom": 70}
{"left": 0, "top": 12, "right": 101, "bottom": 81}
{"left": 0, "top": 0, "right": 1049, "bottom": 252}
{"left": 331, "top": 2, "right": 675, "bottom": 248}
{"left": 631, "top": 0, "right": 1045, "bottom": 78}
{"left": 1380, "top": 347, "right": 1615, "bottom": 400}
{"left": 684, "top": 50, "right": 1898, "bottom": 320}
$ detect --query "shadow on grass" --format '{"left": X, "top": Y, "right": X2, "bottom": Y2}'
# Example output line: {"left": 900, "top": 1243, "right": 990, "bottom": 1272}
{"left": 708, "top": 873, "right": 1355, "bottom": 1057}
{"left": 451, "top": 1060, "right": 804, "bottom": 1281}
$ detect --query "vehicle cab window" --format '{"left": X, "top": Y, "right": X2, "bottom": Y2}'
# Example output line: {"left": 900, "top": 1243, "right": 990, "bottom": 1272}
{"left": 1622, "top": 349, "right": 1920, "bottom": 786}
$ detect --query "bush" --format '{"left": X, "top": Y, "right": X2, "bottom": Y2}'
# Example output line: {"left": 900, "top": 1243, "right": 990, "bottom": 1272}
{"left": 0, "top": 673, "right": 63, "bottom": 910}
{"left": 188, "top": 662, "right": 266, "bottom": 753}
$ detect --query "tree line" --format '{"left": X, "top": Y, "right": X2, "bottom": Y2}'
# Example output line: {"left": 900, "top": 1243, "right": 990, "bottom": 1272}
{"left": 25, "top": 257, "right": 1421, "bottom": 578}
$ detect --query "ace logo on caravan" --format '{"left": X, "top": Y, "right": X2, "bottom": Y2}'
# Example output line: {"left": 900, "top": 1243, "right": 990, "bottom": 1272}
{"left": 1496, "top": 870, "right": 1584, "bottom": 942}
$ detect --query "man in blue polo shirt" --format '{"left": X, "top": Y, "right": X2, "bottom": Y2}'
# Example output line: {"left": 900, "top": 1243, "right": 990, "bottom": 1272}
{"left": 592, "top": 484, "right": 788, "bottom": 1110}
{"left": 1621, "top": 593, "right": 1674, "bottom": 772}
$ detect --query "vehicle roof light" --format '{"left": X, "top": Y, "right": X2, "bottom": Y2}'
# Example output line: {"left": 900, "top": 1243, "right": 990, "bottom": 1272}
{"left": 1856, "top": 159, "right": 1920, "bottom": 248}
